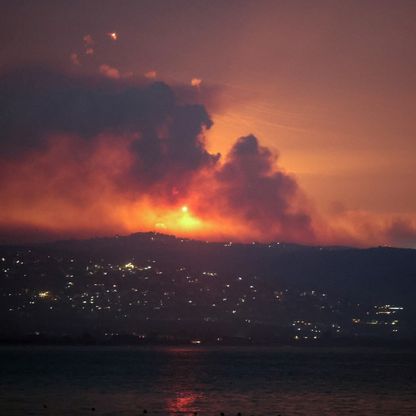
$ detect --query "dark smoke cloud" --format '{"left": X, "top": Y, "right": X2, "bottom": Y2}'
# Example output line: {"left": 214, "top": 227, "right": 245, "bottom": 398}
{"left": 0, "top": 66, "right": 314, "bottom": 243}
{"left": 0, "top": 66, "right": 219, "bottom": 193}
{"left": 0, "top": 67, "right": 171, "bottom": 148}
{"left": 131, "top": 103, "right": 218, "bottom": 189}
{"left": 216, "top": 135, "right": 314, "bottom": 240}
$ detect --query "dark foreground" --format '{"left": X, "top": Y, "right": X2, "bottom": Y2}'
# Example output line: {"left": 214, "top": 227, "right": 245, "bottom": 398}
{"left": 1, "top": 346, "right": 416, "bottom": 415}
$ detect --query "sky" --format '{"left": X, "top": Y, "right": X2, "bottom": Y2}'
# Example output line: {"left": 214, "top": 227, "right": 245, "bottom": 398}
{"left": 0, "top": 0, "right": 415, "bottom": 247}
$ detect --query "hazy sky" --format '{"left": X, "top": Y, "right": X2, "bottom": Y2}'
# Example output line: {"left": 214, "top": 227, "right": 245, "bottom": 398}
{"left": 1, "top": 0, "right": 415, "bottom": 246}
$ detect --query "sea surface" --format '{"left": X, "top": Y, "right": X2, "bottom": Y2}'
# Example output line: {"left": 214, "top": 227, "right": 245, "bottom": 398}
{"left": 0, "top": 345, "right": 415, "bottom": 416}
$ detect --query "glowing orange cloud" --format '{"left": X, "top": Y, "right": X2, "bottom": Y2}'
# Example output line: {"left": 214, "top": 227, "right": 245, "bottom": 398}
{"left": 0, "top": 130, "right": 415, "bottom": 247}
{"left": 1, "top": 67, "right": 415, "bottom": 248}
{"left": 0, "top": 134, "right": 306, "bottom": 243}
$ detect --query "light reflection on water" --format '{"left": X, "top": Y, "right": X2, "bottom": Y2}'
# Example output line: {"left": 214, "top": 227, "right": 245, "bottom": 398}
{"left": 0, "top": 346, "right": 415, "bottom": 415}
{"left": 167, "top": 392, "right": 199, "bottom": 414}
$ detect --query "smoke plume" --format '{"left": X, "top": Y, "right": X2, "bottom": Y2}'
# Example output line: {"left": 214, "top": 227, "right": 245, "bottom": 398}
{"left": 4, "top": 66, "right": 410, "bottom": 247}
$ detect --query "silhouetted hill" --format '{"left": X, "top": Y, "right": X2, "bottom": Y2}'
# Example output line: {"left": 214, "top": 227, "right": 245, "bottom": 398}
{"left": 1, "top": 232, "right": 415, "bottom": 342}
{"left": 38, "top": 232, "right": 416, "bottom": 304}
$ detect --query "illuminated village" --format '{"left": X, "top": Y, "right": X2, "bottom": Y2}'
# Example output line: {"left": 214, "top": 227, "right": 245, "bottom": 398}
{"left": 1, "top": 233, "right": 412, "bottom": 345}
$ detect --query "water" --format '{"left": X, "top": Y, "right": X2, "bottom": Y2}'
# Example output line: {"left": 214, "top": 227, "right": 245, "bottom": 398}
{"left": 1, "top": 346, "right": 415, "bottom": 415}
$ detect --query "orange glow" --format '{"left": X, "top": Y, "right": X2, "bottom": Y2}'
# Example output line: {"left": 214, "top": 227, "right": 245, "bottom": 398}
{"left": 0, "top": 132, "right": 414, "bottom": 247}
{"left": 191, "top": 78, "right": 202, "bottom": 88}
{"left": 2, "top": 2, "right": 416, "bottom": 249}
{"left": 0, "top": 135, "right": 230, "bottom": 242}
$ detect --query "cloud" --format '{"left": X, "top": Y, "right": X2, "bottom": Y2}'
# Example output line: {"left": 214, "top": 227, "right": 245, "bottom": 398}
{"left": 0, "top": 67, "right": 219, "bottom": 195}
{"left": 385, "top": 219, "right": 416, "bottom": 248}
{"left": 213, "top": 135, "right": 314, "bottom": 241}
{"left": 3, "top": 66, "right": 413, "bottom": 247}
{"left": 1, "top": 65, "right": 390, "bottom": 246}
